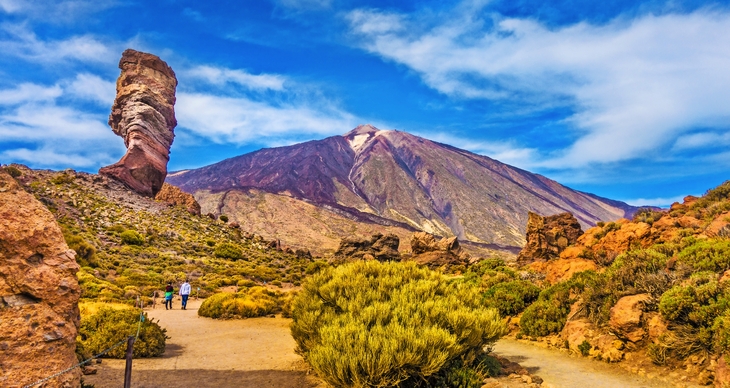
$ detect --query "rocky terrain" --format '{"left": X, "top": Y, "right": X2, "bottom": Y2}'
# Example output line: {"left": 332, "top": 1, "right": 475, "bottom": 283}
{"left": 100, "top": 49, "right": 178, "bottom": 198}
{"left": 167, "top": 125, "right": 638, "bottom": 256}
{"left": 0, "top": 169, "right": 81, "bottom": 388}
{"left": 513, "top": 182, "right": 730, "bottom": 386}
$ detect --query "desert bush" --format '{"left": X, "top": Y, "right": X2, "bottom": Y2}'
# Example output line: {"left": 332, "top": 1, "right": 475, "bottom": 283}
{"left": 219, "top": 214, "right": 229, "bottom": 222}
{"left": 578, "top": 340, "right": 591, "bottom": 356}
{"left": 519, "top": 299, "right": 570, "bottom": 337}
{"left": 214, "top": 242, "right": 243, "bottom": 260}
{"left": 78, "top": 306, "right": 167, "bottom": 358}
{"left": 633, "top": 207, "right": 665, "bottom": 225}
{"left": 593, "top": 221, "right": 622, "bottom": 239}
{"left": 120, "top": 230, "right": 144, "bottom": 246}
{"left": 3, "top": 165, "right": 22, "bottom": 177}
{"left": 656, "top": 274, "right": 730, "bottom": 358}
{"left": 50, "top": 172, "right": 75, "bottom": 184}
{"left": 677, "top": 238, "right": 730, "bottom": 272}
{"left": 482, "top": 280, "right": 540, "bottom": 317}
{"left": 198, "top": 286, "right": 281, "bottom": 319}
{"left": 291, "top": 260, "right": 506, "bottom": 388}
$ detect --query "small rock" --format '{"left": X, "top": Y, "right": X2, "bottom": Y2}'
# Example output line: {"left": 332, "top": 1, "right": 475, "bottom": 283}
{"left": 82, "top": 366, "right": 97, "bottom": 375}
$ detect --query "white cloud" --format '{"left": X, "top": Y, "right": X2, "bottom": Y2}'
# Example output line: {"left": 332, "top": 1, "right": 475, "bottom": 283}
{"left": 274, "top": 0, "right": 332, "bottom": 11}
{"left": 176, "top": 92, "right": 357, "bottom": 145}
{"left": 0, "top": 24, "right": 115, "bottom": 64}
{"left": 423, "top": 131, "right": 539, "bottom": 169}
{"left": 186, "top": 65, "right": 286, "bottom": 91}
{"left": 622, "top": 195, "right": 690, "bottom": 208}
{"left": 65, "top": 73, "right": 116, "bottom": 105}
{"left": 0, "top": 0, "right": 119, "bottom": 22}
{"left": 0, "top": 83, "right": 62, "bottom": 105}
{"left": 0, "top": 82, "right": 122, "bottom": 169}
{"left": 347, "top": 8, "right": 730, "bottom": 169}
{"left": 0, "top": 147, "right": 100, "bottom": 168}
{"left": 672, "top": 131, "right": 730, "bottom": 151}
{"left": 0, "top": 0, "right": 22, "bottom": 13}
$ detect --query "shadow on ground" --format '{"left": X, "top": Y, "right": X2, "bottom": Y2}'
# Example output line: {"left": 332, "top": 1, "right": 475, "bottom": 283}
{"left": 84, "top": 368, "right": 317, "bottom": 388}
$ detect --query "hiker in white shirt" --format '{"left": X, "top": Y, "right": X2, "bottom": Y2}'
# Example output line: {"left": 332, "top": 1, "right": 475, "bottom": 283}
{"left": 179, "top": 280, "right": 192, "bottom": 310}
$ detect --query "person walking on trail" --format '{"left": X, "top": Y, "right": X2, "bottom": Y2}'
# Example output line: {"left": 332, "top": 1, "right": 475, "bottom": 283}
{"left": 164, "top": 282, "right": 174, "bottom": 310}
{"left": 180, "top": 279, "right": 191, "bottom": 310}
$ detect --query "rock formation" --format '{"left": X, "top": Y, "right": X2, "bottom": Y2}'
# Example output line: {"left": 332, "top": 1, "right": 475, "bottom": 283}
{"left": 0, "top": 170, "right": 81, "bottom": 387}
{"left": 517, "top": 212, "right": 583, "bottom": 264}
{"left": 609, "top": 294, "right": 652, "bottom": 343}
{"left": 100, "top": 49, "right": 177, "bottom": 197}
{"left": 334, "top": 233, "right": 400, "bottom": 262}
{"left": 408, "top": 232, "right": 469, "bottom": 268}
{"left": 155, "top": 183, "right": 201, "bottom": 215}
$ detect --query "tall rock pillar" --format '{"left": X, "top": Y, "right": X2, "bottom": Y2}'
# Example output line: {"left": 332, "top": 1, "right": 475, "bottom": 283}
{"left": 99, "top": 49, "right": 178, "bottom": 197}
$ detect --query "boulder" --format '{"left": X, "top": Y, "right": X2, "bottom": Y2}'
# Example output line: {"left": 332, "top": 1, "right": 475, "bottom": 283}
{"left": 528, "top": 258, "right": 597, "bottom": 284}
{"left": 717, "top": 355, "right": 730, "bottom": 388}
{"left": 0, "top": 170, "right": 81, "bottom": 387}
{"left": 154, "top": 183, "right": 201, "bottom": 215}
{"left": 100, "top": 49, "right": 178, "bottom": 197}
{"left": 517, "top": 212, "right": 583, "bottom": 264}
{"left": 409, "top": 232, "right": 468, "bottom": 268}
{"left": 609, "top": 293, "right": 652, "bottom": 343}
{"left": 334, "top": 233, "right": 400, "bottom": 261}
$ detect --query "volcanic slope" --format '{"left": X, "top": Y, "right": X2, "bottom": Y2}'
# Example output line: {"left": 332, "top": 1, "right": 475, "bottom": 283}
{"left": 167, "top": 125, "right": 637, "bottom": 254}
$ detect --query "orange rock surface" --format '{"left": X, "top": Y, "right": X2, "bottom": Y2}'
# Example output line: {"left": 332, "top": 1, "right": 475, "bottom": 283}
{"left": 100, "top": 49, "right": 177, "bottom": 197}
{"left": 0, "top": 170, "right": 81, "bottom": 387}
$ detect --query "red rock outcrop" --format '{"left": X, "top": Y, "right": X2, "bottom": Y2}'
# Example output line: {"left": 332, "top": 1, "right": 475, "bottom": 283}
{"left": 408, "top": 232, "right": 469, "bottom": 268}
{"left": 517, "top": 212, "right": 584, "bottom": 264}
{"left": 334, "top": 233, "right": 400, "bottom": 262}
{"left": 154, "top": 183, "right": 201, "bottom": 215}
{"left": 0, "top": 170, "right": 81, "bottom": 387}
{"left": 99, "top": 49, "right": 177, "bottom": 197}
{"left": 609, "top": 293, "right": 652, "bottom": 343}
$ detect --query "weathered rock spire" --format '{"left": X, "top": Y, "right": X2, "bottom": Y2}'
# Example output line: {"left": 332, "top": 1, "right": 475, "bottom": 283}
{"left": 99, "top": 48, "right": 177, "bottom": 197}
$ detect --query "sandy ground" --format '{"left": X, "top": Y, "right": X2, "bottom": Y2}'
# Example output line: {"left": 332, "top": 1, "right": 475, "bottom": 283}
{"left": 84, "top": 298, "right": 694, "bottom": 388}
{"left": 493, "top": 339, "right": 700, "bottom": 388}
{"left": 84, "top": 299, "right": 321, "bottom": 388}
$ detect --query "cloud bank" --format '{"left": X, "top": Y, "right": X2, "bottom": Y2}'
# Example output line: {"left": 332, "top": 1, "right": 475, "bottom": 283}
{"left": 347, "top": 7, "right": 730, "bottom": 170}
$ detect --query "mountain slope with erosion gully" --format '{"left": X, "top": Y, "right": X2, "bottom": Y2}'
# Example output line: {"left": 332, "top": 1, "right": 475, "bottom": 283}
{"left": 167, "top": 125, "right": 639, "bottom": 257}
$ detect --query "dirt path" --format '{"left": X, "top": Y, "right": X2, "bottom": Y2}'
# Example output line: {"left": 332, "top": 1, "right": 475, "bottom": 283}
{"left": 84, "top": 299, "right": 320, "bottom": 388}
{"left": 493, "top": 339, "right": 700, "bottom": 388}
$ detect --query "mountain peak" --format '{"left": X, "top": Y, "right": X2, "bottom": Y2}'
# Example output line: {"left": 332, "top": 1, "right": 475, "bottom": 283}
{"left": 343, "top": 124, "right": 383, "bottom": 152}
{"left": 344, "top": 124, "right": 381, "bottom": 137}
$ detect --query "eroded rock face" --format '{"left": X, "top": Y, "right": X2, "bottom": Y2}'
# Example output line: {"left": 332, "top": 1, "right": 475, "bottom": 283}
{"left": 409, "top": 232, "right": 469, "bottom": 268}
{"left": 100, "top": 49, "right": 177, "bottom": 197}
{"left": 0, "top": 171, "right": 81, "bottom": 387}
{"left": 334, "top": 233, "right": 400, "bottom": 261}
{"left": 517, "top": 212, "right": 583, "bottom": 264}
{"left": 155, "top": 183, "right": 201, "bottom": 215}
{"left": 609, "top": 293, "right": 652, "bottom": 343}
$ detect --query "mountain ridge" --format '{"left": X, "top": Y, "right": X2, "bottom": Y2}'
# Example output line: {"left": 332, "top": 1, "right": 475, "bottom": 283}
{"left": 167, "top": 125, "right": 639, "bottom": 254}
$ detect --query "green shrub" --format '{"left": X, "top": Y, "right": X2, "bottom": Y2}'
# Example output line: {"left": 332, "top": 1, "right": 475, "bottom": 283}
{"left": 290, "top": 260, "right": 506, "bottom": 388}
{"left": 219, "top": 214, "right": 229, "bottom": 223}
{"left": 3, "top": 165, "right": 22, "bottom": 177}
{"left": 198, "top": 286, "right": 281, "bottom": 319}
{"left": 65, "top": 235, "right": 98, "bottom": 267}
{"left": 578, "top": 340, "right": 591, "bottom": 356}
{"left": 214, "top": 242, "right": 243, "bottom": 260}
{"left": 120, "top": 230, "right": 144, "bottom": 246}
{"left": 633, "top": 207, "right": 665, "bottom": 225}
{"left": 78, "top": 307, "right": 167, "bottom": 358}
{"left": 519, "top": 299, "right": 569, "bottom": 337}
{"left": 593, "top": 221, "right": 622, "bottom": 239}
{"left": 678, "top": 239, "right": 730, "bottom": 273}
{"left": 483, "top": 280, "right": 540, "bottom": 317}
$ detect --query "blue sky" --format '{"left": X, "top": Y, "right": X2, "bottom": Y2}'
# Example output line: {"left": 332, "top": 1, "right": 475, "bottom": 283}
{"left": 1, "top": 0, "right": 730, "bottom": 207}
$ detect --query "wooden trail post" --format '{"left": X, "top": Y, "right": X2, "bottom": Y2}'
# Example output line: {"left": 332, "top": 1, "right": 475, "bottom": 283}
{"left": 123, "top": 335, "right": 136, "bottom": 388}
